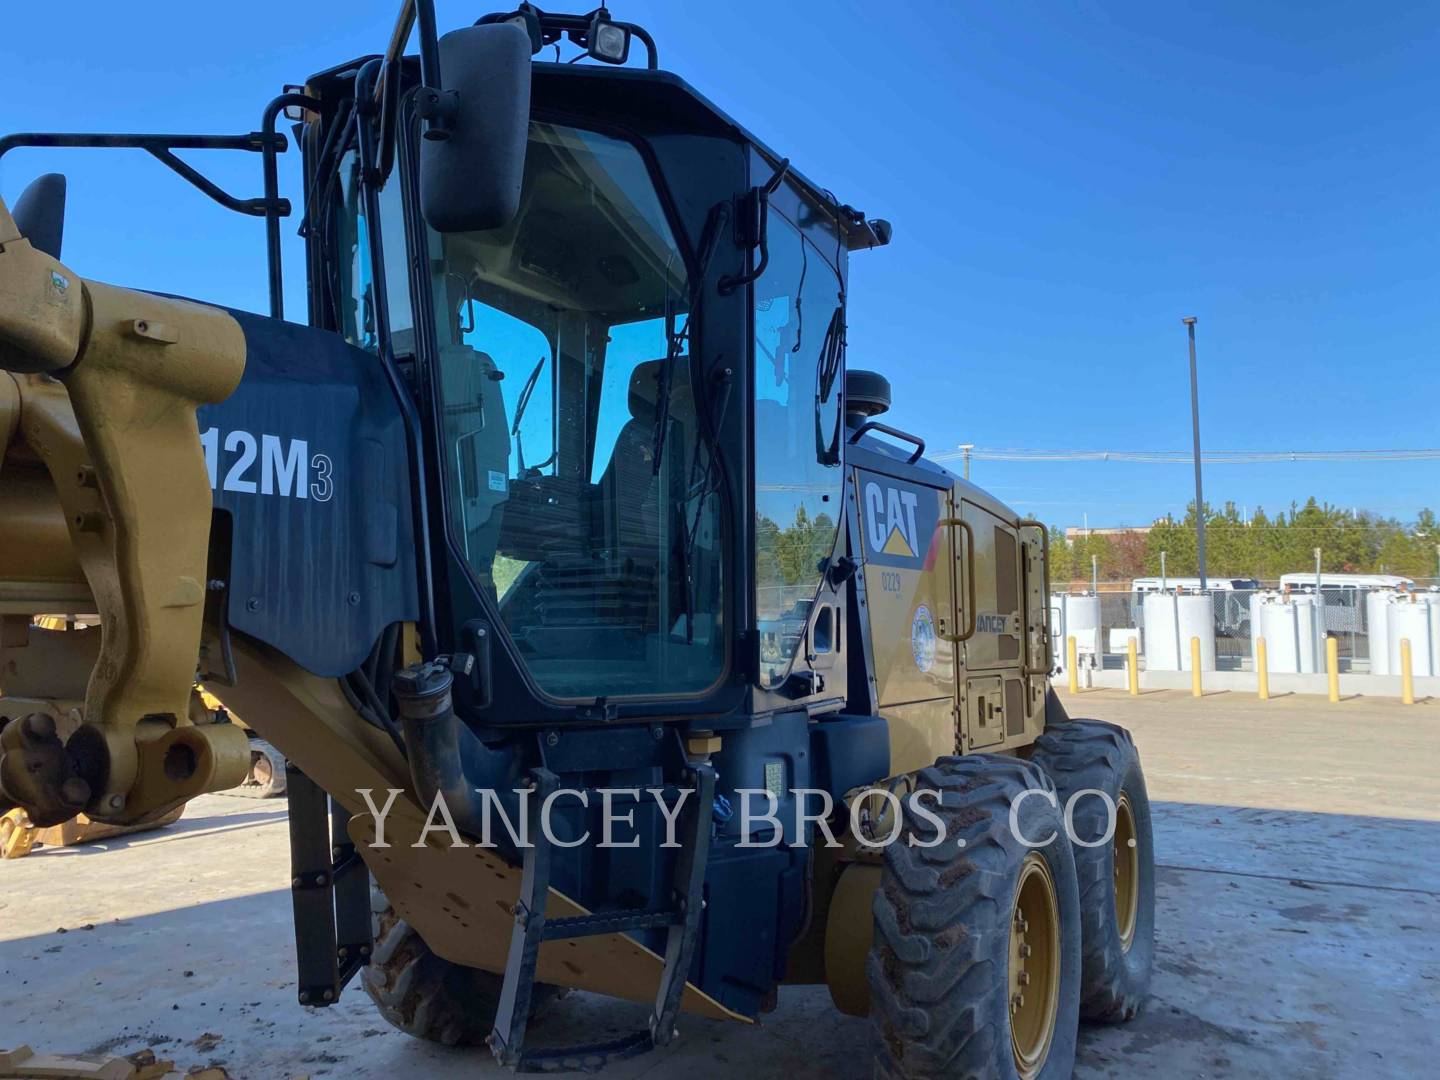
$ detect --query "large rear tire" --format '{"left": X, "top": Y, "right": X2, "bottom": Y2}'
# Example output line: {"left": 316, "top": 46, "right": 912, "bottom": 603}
{"left": 1030, "top": 719, "right": 1155, "bottom": 1022}
{"left": 868, "top": 755, "right": 1082, "bottom": 1079}
{"left": 362, "top": 884, "right": 559, "bottom": 1046}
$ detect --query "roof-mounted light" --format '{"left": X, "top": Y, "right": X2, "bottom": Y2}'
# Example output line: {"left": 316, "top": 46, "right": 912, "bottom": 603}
{"left": 586, "top": 12, "right": 631, "bottom": 64}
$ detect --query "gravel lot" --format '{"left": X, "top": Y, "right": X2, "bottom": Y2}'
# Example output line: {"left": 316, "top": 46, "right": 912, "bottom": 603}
{"left": 2, "top": 688, "right": 1437, "bottom": 1078}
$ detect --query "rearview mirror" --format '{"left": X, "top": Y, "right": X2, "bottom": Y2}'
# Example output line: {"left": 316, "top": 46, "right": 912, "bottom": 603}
{"left": 420, "top": 23, "right": 532, "bottom": 234}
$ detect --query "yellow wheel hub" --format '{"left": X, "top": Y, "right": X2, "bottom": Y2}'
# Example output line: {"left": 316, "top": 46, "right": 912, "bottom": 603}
{"left": 1113, "top": 791, "right": 1140, "bottom": 951}
{"left": 1009, "top": 851, "right": 1061, "bottom": 1078}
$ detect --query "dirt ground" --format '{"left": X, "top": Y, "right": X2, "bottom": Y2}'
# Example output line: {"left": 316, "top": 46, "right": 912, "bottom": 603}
{"left": 2, "top": 689, "right": 1437, "bottom": 1078}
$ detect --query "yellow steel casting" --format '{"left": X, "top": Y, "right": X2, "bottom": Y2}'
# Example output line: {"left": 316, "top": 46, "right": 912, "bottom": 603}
{"left": 0, "top": 807, "right": 37, "bottom": 859}
{"left": 0, "top": 191, "right": 249, "bottom": 822}
{"left": 0, "top": 199, "right": 85, "bottom": 373}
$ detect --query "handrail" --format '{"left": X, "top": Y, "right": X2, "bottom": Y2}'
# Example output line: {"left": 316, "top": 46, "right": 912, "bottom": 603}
{"left": 261, "top": 92, "right": 321, "bottom": 320}
{"left": 848, "top": 420, "right": 925, "bottom": 464}
{"left": 937, "top": 517, "right": 976, "bottom": 642}
{"left": 1018, "top": 518, "right": 1052, "bottom": 675}
{"left": 0, "top": 131, "right": 288, "bottom": 218}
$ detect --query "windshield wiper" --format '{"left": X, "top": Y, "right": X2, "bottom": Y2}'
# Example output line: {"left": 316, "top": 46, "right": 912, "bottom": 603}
{"left": 512, "top": 355, "right": 547, "bottom": 475}
{"left": 650, "top": 300, "right": 687, "bottom": 475}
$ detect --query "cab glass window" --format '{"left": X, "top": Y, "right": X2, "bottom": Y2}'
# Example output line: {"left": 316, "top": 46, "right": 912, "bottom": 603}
{"left": 753, "top": 207, "right": 845, "bottom": 687}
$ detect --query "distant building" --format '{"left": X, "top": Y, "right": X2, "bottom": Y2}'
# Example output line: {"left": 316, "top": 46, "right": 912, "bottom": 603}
{"left": 1064, "top": 525, "right": 1152, "bottom": 541}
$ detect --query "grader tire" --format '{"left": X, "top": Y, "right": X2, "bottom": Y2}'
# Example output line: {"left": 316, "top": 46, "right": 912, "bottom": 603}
{"left": 1030, "top": 719, "right": 1155, "bottom": 1022}
{"left": 362, "top": 884, "right": 559, "bottom": 1046}
{"left": 868, "top": 755, "right": 1082, "bottom": 1080}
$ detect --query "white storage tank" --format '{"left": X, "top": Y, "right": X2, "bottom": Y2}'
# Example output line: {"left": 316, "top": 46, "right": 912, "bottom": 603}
{"left": 1260, "top": 594, "right": 1318, "bottom": 674}
{"left": 1366, "top": 589, "right": 1401, "bottom": 675}
{"left": 1388, "top": 597, "right": 1440, "bottom": 678}
{"left": 1249, "top": 590, "right": 1275, "bottom": 664}
{"left": 1425, "top": 593, "right": 1440, "bottom": 674}
{"left": 1064, "top": 594, "right": 1102, "bottom": 662}
{"left": 1049, "top": 594, "right": 1067, "bottom": 670}
{"left": 1142, "top": 592, "right": 1216, "bottom": 672}
{"left": 1176, "top": 593, "right": 1217, "bottom": 671}
{"left": 1142, "top": 592, "right": 1179, "bottom": 670}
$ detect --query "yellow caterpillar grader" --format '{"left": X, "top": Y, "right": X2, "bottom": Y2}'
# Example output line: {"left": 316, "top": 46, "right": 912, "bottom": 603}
{"left": 0, "top": 4, "right": 1155, "bottom": 1075}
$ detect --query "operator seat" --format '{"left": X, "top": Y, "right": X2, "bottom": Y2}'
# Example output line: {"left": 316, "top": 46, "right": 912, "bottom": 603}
{"left": 598, "top": 357, "right": 690, "bottom": 555}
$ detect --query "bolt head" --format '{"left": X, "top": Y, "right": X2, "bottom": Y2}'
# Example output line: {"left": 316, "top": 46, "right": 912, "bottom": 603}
{"left": 23, "top": 713, "right": 56, "bottom": 741}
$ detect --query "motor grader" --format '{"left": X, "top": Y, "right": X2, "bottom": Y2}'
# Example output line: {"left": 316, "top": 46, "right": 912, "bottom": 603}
{"left": 0, "top": 4, "right": 1155, "bottom": 1075}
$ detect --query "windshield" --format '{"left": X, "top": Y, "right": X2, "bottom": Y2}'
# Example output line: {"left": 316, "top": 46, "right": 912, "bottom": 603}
{"left": 429, "top": 122, "right": 724, "bottom": 699}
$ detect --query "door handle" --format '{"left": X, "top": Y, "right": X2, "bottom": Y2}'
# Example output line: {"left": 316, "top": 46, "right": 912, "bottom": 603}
{"left": 937, "top": 516, "right": 976, "bottom": 643}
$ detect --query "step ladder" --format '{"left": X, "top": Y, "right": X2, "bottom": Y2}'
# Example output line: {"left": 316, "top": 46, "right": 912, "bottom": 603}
{"left": 488, "top": 763, "right": 717, "bottom": 1072}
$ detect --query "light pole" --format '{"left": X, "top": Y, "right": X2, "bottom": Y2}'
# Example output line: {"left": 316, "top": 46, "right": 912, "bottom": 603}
{"left": 1182, "top": 317, "right": 1207, "bottom": 590}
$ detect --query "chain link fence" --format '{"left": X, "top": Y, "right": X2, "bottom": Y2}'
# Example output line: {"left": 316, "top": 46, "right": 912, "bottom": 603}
{"left": 1059, "top": 586, "right": 1425, "bottom": 673}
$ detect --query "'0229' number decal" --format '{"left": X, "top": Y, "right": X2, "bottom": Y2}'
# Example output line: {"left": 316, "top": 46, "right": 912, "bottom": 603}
{"left": 200, "top": 427, "right": 334, "bottom": 502}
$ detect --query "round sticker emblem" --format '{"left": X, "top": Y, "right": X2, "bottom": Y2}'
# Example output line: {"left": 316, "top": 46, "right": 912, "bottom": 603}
{"left": 911, "top": 604, "right": 937, "bottom": 673}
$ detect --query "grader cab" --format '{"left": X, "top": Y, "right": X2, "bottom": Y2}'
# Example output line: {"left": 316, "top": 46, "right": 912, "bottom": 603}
{"left": 0, "top": 4, "right": 1155, "bottom": 1075}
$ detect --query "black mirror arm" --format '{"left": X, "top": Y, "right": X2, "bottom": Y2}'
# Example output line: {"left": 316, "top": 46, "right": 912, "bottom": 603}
{"left": 379, "top": 0, "right": 458, "bottom": 148}
{"left": 718, "top": 158, "right": 790, "bottom": 295}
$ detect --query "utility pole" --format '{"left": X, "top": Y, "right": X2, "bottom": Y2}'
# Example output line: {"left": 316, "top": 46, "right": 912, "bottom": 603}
{"left": 959, "top": 443, "right": 974, "bottom": 481}
{"left": 1182, "top": 317, "right": 1207, "bottom": 590}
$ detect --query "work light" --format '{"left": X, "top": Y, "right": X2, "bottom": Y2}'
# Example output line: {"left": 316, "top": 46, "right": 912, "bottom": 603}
{"left": 588, "top": 14, "right": 631, "bottom": 64}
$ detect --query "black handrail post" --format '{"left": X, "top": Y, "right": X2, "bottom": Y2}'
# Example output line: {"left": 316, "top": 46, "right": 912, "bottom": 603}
{"left": 262, "top": 93, "right": 320, "bottom": 321}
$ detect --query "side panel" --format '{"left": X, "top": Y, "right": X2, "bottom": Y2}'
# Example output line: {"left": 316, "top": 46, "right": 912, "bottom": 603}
{"left": 957, "top": 495, "right": 1046, "bottom": 753}
{"left": 199, "top": 311, "right": 419, "bottom": 677}
{"left": 960, "top": 499, "right": 1023, "bottom": 672}
{"left": 853, "top": 466, "right": 956, "bottom": 775}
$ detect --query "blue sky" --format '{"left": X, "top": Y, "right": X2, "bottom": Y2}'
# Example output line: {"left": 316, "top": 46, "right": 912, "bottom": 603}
{"left": 3, "top": 1, "right": 1436, "bottom": 528}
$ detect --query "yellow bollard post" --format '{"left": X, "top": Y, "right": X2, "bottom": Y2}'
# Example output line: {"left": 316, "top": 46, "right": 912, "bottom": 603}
{"left": 1401, "top": 638, "right": 1415, "bottom": 705}
{"left": 1127, "top": 636, "right": 1139, "bottom": 696}
{"left": 1067, "top": 635, "right": 1079, "bottom": 694}
{"left": 1326, "top": 636, "right": 1340, "bottom": 703}
{"left": 1256, "top": 637, "right": 1270, "bottom": 700}
{"left": 1190, "top": 636, "right": 1202, "bottom": 698}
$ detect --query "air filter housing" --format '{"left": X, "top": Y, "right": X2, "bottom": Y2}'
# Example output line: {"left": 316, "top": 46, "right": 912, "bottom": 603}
{"left": 844, "top": 369, "right": 891, "bottom": 422}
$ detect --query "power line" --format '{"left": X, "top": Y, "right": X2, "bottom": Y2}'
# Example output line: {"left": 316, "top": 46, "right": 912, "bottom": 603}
{"left": 930, "top": 447, "right": 1440, "bottom": 464}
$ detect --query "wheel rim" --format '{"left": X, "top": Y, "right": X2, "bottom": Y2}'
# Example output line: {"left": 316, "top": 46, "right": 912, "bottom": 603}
{"left": 251, "top": 751, "right": 274, "bottom": 787}
{"left": 1114, "top": 791, "right": 1140, "bottom": 952}
{"left": 1009, "top": 851, "right": 1061, "bottom": 1078}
